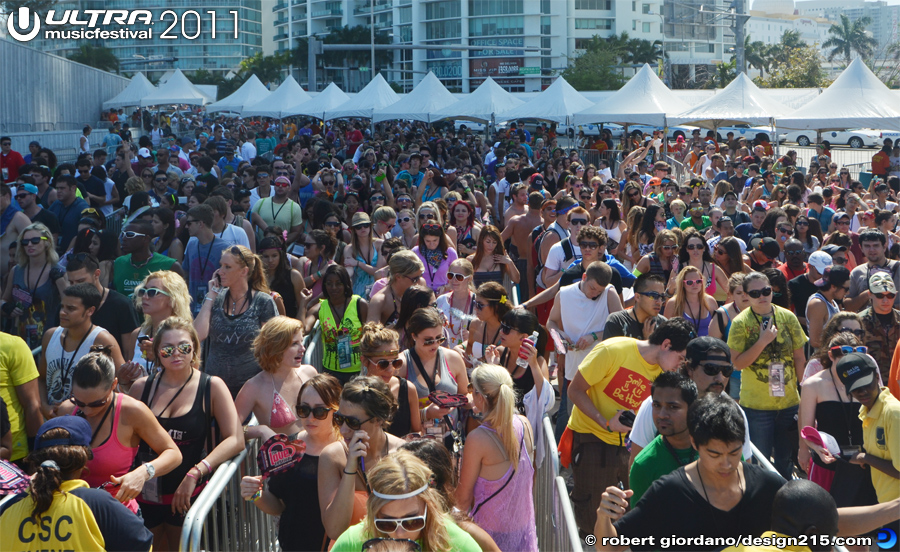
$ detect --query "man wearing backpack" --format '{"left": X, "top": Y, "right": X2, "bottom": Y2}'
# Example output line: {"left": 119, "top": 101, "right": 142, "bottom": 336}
{"left": 534, "top": 196, "right": 578, "bottom": 324}
{"left": 502, "top": 191, "right": 545, "bottom": 302}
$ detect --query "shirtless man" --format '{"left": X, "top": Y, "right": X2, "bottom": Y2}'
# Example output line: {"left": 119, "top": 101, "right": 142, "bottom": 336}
{"left": 502, "top": 191, "right": 544, "bottom": 301}
{"left": 503, "top": 183, "right": 528, "bottom": 226}
{"left": 366, "top": 250, "right": 424, "bottom": 326}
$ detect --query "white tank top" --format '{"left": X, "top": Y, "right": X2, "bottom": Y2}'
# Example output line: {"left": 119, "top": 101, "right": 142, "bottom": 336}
{"left": 131, "top": 328, "right": 156, "bottom": 377}
{"left": 559, "top": 282, "right": 614, "bottom": 381}
{"left": 44, "top": 325, "right": 104, "bottom": 405}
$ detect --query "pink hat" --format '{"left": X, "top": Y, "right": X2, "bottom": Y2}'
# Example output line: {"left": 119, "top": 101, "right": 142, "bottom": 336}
{"left": 801, "top": 426, "right": 840, "bottom": 459}
{"left": 676, "top": 136, "right": 685, "bottom": 143}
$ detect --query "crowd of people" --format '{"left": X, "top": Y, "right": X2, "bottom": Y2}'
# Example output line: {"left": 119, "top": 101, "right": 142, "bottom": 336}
{"left": 0, "top": 114, "right": 899, "bottom": 552}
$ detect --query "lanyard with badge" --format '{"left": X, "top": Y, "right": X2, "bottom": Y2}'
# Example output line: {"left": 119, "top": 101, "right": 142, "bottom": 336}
{"left": 330, "top": 301, "right": 353, "bottom": 369}
{"left": 751, "top": 310, "right": 786, "bottom": 397}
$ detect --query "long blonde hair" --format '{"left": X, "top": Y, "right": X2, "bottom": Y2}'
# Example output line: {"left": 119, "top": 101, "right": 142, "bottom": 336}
{"left": 253, "top": 316, "right": 304, "bottom": 373}
{"left": 673, "top": 265, "right": 711, "bottom": 318}
{"left": 137, "top": 270, "right": 192, "bottom": 333}
{"left": 16, "top": 222, "right": 58, "bottom": 267}
{"left": 364, "top": 451, "right": 451, "bottom": 552}
{"left": 471, "top": 363, "right": 520, "bottom": 466}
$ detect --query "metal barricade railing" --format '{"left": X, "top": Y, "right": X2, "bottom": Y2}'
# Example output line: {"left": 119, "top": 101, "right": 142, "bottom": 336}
{"left": 533, "top": 415, "right": 580, "bottom": 552}
{"left": 303, "top": 320, "right": 323, "bottom": 370}
{"left": 105, "top": 207, "right": 127, "bottom": 236}
{"left": 180, "top": 415, "right": 279, "bottom": 552}
{"left": 664, "top": 154, "right": 690, "bottom": 183}
{"left": 577, "top": 149, "right": 622, "bottom": 179}
{"left": 843, "top": 161, "right": 872, "bottom": 182}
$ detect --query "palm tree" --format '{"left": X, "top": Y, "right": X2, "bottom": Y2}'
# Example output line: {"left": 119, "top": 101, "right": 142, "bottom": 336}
{"left": 68, "top": 45, "right": 119, "bottom": 73}
{"left": 626, "top": 38, "right": 664, "bottom": 65}
{"left": 822, "top": 14, "right": 878, "bottom": 65}
{"left": 709, "top": 59, "right": 737, "bottom": 88}
{"left": 744, "top": 36, "right": 773, "bottom": 76}
{"left": 769, "top": 30, "right": 803, "bottom": 65}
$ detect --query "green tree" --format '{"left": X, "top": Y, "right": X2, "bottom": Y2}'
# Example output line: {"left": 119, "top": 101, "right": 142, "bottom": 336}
{"left": 755, "top": 44, "right": 830, "bottom": 88}
{"left": 707, "top": 59, "right": 736, "bottom": 88}
{"left": 822, "top": 14, "right": 878, "bottom": 65}
{"left": 322, "top": 25, "right": 392, "bottom": 70}
{"left": 238, "top": 52, "right": 292, "bottom": 88}
{"left": 625, "top": 38, "right": 664, "bottom": 65}
{"left": 190, "top": 69, "right": 241, "bottom": 100}
{"left": 559, "top": 46, "right": 626, "bottom": 91}
{"left": 67, "top": 45, "right": 119, "bottom": 73}
{"left": 744, "top": 36, "right": 774, "bottom": 76}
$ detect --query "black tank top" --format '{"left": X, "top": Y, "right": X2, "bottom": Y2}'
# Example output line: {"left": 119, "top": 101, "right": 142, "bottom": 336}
{"left": 139, "top": 371, "right": 211, "bottom": 498}
{"left": 500, "top": 349, "right": 535, "bottom": 414}
{"left": 270, "top": 275, "right": 298, "bottom": 318}
{"left": 388, "top": 376, "right": 412, "bottom": 437}
{"left": 812, "top": 400, "right": 863, "bottom": 470}
{"left": 269, "top": 454, "right": 327, "bottom": 551}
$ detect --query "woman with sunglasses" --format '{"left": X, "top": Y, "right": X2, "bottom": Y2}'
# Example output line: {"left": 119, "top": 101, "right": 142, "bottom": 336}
{"left": 633, "top": 229, "right": 679, "bottom": 288}
{"left": 241, "top": 373, "right": 343, "bottom": 552}
{"left": 668, "top": 230, "right": 728, "bottom": 304}
{"left": 456, "top": 363, "right": 537, "bottom": 551}
{"left": 464, "top": 282, "right": 512, "bottom": 370}
{"left": 727, "top": 271, "right": 808, "bottom": 480}
{"left": 2, "top": 222, "right": 66, "bottom": 350}
{"left": 344, "top": 212, "right": 384, "bottom": 297}
{"left": 330, "top": 450, "right": 480, "bottom": 552}
{"left": 594, "top": 198, "right": 626, "bottom": 257}
{"left": 665, "top": 266, "right": 718, "bottom": 337}
{"left": 300, "top": 229, "right": 338, "bottom": 304}
{"left": 396, "top": 208, "right": 418, "bottom": 250}
{"left": 798, "top": 333, "right": 880, "bottom": 507}
{"left": 55, "top": 347, "right": 181, "bottom": 516}
{"left": 360, "top": 322, "right": 422, "bottom": 438}
{"left": 712, "top": 236, "right": 750, "bottom": 281}
{"left": 319, "top": 376, "right": 407, "bottom": 541}
{"left": 392, "top": 285, "right": 437, "bottom": 349}
{"left": 236, "top": 315, "right": 318, "bottom": 440}
{"left": 436, "top": 259, "right": 477, "bottom": 350}
{"left": 793, "top": 215, "right": 820, "bottom": 255}
{"left": 415, "top": 201, "right": 457, "bottom": 250}
{"left": 800, "top": 312, "right": 865, "bottom": 382}
{"left": 128, "top": 317, "right": 242, "bottom": 550}
{"left": 483, "top": 309, "right": 549, "bottom": 413}
{"left": 468, "top": 225, "right": 519, "bottom": 293}
{"left": 196, "top": 245, "right": 278, "bottom": 397}
{"left": 306, "top": 265, "right": 368, "bottom": 385}
{"left": 122, "top": 270, "right": 193, "bottom": 378}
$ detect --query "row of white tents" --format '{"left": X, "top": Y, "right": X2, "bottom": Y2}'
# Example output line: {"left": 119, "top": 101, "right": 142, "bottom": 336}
{"left": 102, "top": 59, "right": 900, "bottom": 132}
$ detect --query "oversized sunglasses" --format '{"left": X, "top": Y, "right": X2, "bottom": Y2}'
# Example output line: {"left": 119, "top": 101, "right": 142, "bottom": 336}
{"left": 578, "top": 241, "right": 599, "bottom": 250}
{"left": 354, "top": 223, "right": 372, "bottom": 229}
{"left": 446, "top": 272, "right": 468, "bottom": 281}
{"left": 121, "top": 231, "right": 147, "bottom": 239}
{"left": 838, "top": 327, "right": 865, "bottom": 337}
{"left": 21, "top": 236, "right": 49, "bottom": 245}
{"left": 324, "top": 221, "right": 341, "bottom": 227}
{"left": 373, "top": 506, "right": 428, "bottom": 534}
{"left": 747, "top": 287, "right": 772, "bottom": 299}
{"left": 685, "top": 243, "right": 704, "bottom": 250}
{"left": 333, "top": 412, "right": 374, "bottom": 430}
{"left": 138, "top": 287, "right": 171, "bottom": 298}
{"left": 874, "top": 292, "right": 897, "bottom": 300}
{"left": 70, "top": 390, "right": 113, "bottom": 408}
{"left": 399, "top": 217, "right": 412, "bottom": 223}
{"left": 701, "top": 363, "right": 734, "bottom": 377}
{"left": 418, "top": 213, "right": 435, "bottom": 220}
{"left": 569, "top": 218, "right": 589, "bottom": 226}
{"left": 660, "top": 245, "right": 678, "bottom": 251}
{"left": 421, "top": 336, "right": 445, "bottom": 346}
{"left": 683, "top": 279, "right": 703, "bottom": 286}
{"left": 297, "top": 404, "right": 333, "bottom": 420}
{"left": 830, "top": 345, "right": 867, "bottom": 357}
{"left": 638, "top": 291, "right": 666, "bottom": 301}
{"left": 159, "top": 343, "right": 193, "bottom": 358}
{"left": 368, "top": 357, "right": 404, "bottom": 370}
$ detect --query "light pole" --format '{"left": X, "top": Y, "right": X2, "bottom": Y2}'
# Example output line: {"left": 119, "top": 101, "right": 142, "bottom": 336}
{"left": 648, "top": 11, "right": 667, "bottom": 84}
{"left": 370, "top": 0, "right": 375, "bottom": 80}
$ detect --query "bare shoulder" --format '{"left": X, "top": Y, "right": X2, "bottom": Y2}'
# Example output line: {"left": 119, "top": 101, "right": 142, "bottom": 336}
{"left": 386, "top": 433, "right": 406, "bottom": 452}
{"left": 129, "top": 375, "right": 150, "bottom": 399}
{"left": 298, "top": 365, "right": 318, "bottom": 381}
{"left": 320, "top": 440, "right": 348, "bottom": 465}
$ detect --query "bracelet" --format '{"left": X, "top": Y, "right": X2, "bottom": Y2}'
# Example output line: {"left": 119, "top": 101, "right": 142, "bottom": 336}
{"left": 343, "top": 469, "right": 358, "bottom": 475}
{"left": 591, "top": 332, "right": 599, "bottom": 341}
{"left": 204, "top": 296, "right": 215, "bottom": 302}
{"left": 185, "top": 471, "right": 199, "bottom": 481}
{"left": 200, "top": 459, "right": 212, "bottom": 474}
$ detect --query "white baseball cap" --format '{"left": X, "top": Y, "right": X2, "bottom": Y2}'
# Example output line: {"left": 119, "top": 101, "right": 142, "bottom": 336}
{"left": 138, "top": 147, "right": 152, "bottom": 158}
{"left": 808, "top": 251, "right": 833, "bottom": 273}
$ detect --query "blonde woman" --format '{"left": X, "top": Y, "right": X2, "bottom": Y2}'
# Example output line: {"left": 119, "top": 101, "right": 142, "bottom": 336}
{"left": 330, "top": 450, "right": 481, "bottom": 552}
{"left": 664, "top": 265, "right": 718, "bottom": 337}
{"left": 122, "top": 270, "right": 193, "bottom": 377}
{"left": 235, "top": 316, "right": 318, "bottom": 440}
{"left": 1, "top": 222, "right": 66, "bottom": 350}
{"left": 126, "top": 318, "right": 242, "bottom": 550}
{"left": 620, "top": 205, "right": 645, "bottom": 268}
{"left": 456, "top": 364, "right": 537, "bottom": 552}
{"left": 196, "top": 245, "right": 278, "bottom": 396}
{"left": 437, "top": 258, "right": 477, "bottom": 350}
{"left": 241, "top": 374, "right": 343, "bottom": 552}
{"left": 360, "top": 322, "right": 422, "bottom": 437}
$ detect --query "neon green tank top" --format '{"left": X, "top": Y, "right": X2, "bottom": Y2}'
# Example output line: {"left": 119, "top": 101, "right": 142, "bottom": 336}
{"left": 320, "top": 295, "right": 362, "bottom": 373}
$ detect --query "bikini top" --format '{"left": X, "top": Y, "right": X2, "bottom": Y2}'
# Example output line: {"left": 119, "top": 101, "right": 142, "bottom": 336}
{"left": 270, "top": 373, "right": 298, "bottom": 428}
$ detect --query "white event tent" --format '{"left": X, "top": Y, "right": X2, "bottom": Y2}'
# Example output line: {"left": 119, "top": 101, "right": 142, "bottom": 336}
{"left": 496, "top": 77, "right": 593, "bottom": 125}
{"left": 103, "top": 72, "right": 156, "bottom": 110}
{"left": 374, "top": 72, "right": 457, "bottom": 123}
{"left": 207, "top": 75, "right": 270, "bottom": 115}
{"left": 573, "top": 64, "right": 689, "bottom": 127}
{"left": 778, "top": 58, "right": 900, "bottom": 131}
{"left": 325, "top": 74, "right": 400, "bottom": 120}
{"left": 285, "top": 82, "right": 350, "bottom": 120}
{"left": 669, "top": 72, "right": 791, "bottom": 128}
{"left": 242, "top": 75, "right": 310, "bottom": 118}
{"left": 430, "top": 77, "right": 524, "bottom": 123}
{"left": 140, "top": 69, "right": 211, "bottom": 107}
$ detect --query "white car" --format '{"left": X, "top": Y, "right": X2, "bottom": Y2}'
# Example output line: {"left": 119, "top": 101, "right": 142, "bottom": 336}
{"left": 778, "top": 128, "right": 882, "bottom": 149}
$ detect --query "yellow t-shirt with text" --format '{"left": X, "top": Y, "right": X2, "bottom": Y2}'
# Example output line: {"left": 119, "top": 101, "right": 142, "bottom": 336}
{"left": 567, "top": 337, "right": 660, "bottom": 445}
{"left": 860, "top": 388, "right": 900, "bottom": 503}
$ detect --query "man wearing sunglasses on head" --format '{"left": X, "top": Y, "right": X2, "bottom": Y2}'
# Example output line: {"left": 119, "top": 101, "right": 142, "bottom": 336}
{"left": 844, "top": 229, "right": 900, "bottom": 312}
{"left": 113, "top": 219, "right": 182, "bottom": 298}
{"left": 858, "top": 273, "right": 900, "bottom": 386}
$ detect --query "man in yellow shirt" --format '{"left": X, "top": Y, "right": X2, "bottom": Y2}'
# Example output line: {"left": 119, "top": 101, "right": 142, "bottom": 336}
{"left": 567, "top": 317, "right": 694, "bottom": 536}
{"left": 836, "top": 353, "right": 900, "bottom": 505}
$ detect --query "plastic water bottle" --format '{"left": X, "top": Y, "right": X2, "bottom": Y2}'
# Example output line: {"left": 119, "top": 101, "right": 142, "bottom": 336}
{"left": 517, "top": 331, "right": 539, "bottom": 369}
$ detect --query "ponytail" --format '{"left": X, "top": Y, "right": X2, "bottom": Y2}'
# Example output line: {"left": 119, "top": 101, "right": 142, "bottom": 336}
{"left": 229, "top": 245, "right": 270, "bottom": 294}
{"left": 471, "top": 364, "right": 520, "bottom": 466}
{"left": 30, "top": 461, "right": 64, "bottom": 522}
{"left": 25, "top": 429, "right": 92, "bottom": 522}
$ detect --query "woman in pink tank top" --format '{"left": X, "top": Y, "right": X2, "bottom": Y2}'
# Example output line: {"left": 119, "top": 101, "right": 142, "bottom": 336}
{"left": 58, "top": 347, "right": 182, "bottom": 513}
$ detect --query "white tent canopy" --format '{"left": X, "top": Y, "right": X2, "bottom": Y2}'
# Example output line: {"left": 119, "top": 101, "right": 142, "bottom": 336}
{"left": 140, "top": 69, "right": 211, "bottom": 107}
{"left": 496, "top": 77, "right": 594, "bottom": 125}
{"left": 374, "top": 72, "right": 457, "bottom": 123}
{"left": 431, "top": 77, "right": 524, "bottom": 123}
{"left": 778, "top": 58, "right": 900, "bottom": 131}
{"left": 207, "top": 75, "right": 270, "bottom": 114}
{"left": 284, "top": 82, "right": 350, "bottom": 119}
{"left": 103, "top": 72, "right": 155, "bottom": 110}
{"left": 573, "top": 64, "right": 690, "bottom": 127}
{"left": 242, "top": 75, "right": 310, "bottom": 118}
{"left": 668, "top": 72, "right": 791, "bottom": 128}
{"left": 325, "top": 74, "right": 400, "bottom": 120}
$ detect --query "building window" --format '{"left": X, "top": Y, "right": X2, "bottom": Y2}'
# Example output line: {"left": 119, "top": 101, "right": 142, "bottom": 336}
{"left": 468, "top": 0, "right": 524, "bottom": 16}
{"left": 541, "top": 0, "right": 550, "bottom": 14}
{"left": 468, "top": 16, "right": 524, "bottom": 35}
{"left": 575, "top": 0, "right": 611, "bottom": 9}
{"left": 541, "top": 15, "right": 551, "bottom": 35}
{"left": 425, "top": 1, "right": 461, "bottom": 20}
{"left": 708, "top": 43, "right": 716, "bottom": 53}
{"left": 643, "top": 21, "right": 651, "bottom": 32}
{"left": 633, "top": 19, "right": 637, "bottom": 30}
{"left": 575, "top": 18, "right": 614, "bottom": 29}
{"left": 632, "top": 1, "right": 637, "bottom": 10}
{"left": 426, "top": 20, "right": 461, "bottom": 40}
{"left": 399, "top": 6, "right": 411, "bottom": 24}
{"left": 642, "top": 3, "right": 650, "bottom": 13}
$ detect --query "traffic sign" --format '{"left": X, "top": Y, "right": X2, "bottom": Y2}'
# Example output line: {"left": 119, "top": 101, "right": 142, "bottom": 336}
{"left": 519, "top": 67, "right": 540, "bottom": 75}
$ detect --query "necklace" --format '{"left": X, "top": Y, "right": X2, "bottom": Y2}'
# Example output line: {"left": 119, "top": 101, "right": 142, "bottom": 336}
{"left": 26, "top": 262, "right": 49, "bottom": 294}
{"left": 131, "top": 252, "right": 153, "bottom": 269}
{"left": 696, "top": 464, "right": 743, "bottom": 507}
{"left": 226, "top": 288, "right": 251, "bottom": 316}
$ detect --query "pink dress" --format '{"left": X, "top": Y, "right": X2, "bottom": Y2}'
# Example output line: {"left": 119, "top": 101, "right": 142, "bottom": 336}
{"left": 470, "top": 417, "right": 538, "bottom": 552}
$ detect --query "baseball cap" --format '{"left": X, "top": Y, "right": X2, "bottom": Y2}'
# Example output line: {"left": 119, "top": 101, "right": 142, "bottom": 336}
{"left": 35, "top": 416, "right": 93, "bottom": 450}
{"left": 821, "top": 244, "right": 847, "bottom": 256}
{"left": 807, "top": 251, "right": 833, "bottom": 273}
{"left": 752, "top": 200, "right": 768, "bottom": 212}
{"left": 869, "top": 272, "right": 897, "bottom": 294}
{"left": 835, "top": 353, "right": 878, "bottom": 393}
{"left": 814, "top": 265, "right": 849, "bottom": 288}
{"left": 182, "top": 137, "right": 193, "bottom": 146}
{"left": 138, "top": 147, "right": 152, "bottom": 158}
{"left": 685, "top": 336, "right": 732, "bottom": 364}
{"left": 529, "top": 174, "right": 544, "bottom": 187}
{"left": 832, "top": 212, "right": 850, "bottom": 224}
{"left": 20, "top": 183, "right": 38, "bottom": 195}
{"left": 751, "top": 237, "right": 780, "bottom": 260}
{"left": 723, "top": 191, "right": 737, "bottom": 200}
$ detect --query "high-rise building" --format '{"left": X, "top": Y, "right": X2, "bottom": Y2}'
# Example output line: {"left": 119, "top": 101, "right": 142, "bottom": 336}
{"left": 20, "top": 0, "right": 263, "bottom": 79}
{"left": 795, "top": 0, "right": 900, "bottom": 55}
{"left": 271, "top": 0, "right": 665, "bottom": 92}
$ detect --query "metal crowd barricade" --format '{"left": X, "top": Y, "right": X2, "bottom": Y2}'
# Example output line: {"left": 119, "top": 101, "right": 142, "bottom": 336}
{"left": 533, "top": 415, "right": 581, "bottom": 552}
{"left": 303, "top": 320, "right": 323, "bottom": 369}
{"left": 180, "top": 416, "right": 279, "bottom": 552}
{"left": 105, "top": 207, "right": 127, "bottom": 237}
{"left": 577, "top": 149, "right": 622, "bottom": 178}
{"left": 843, "top": 162, "right": 872, "bottom": 182}
{"left": 663, "top": 154, "right": 689, "bottom": 183}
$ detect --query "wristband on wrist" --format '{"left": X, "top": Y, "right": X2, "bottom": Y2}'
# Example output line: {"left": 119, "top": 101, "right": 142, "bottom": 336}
{"left": 343, "top": 469, "right": 358, "bottom": 475}
{"left": 592, "top": 332, "right": 599, "bottom": 341}
{"left": 200, "top": 459, "right": 212, "bottom": 474}
{"left": 186, "top": 471, "right": 199, "bottom": 481}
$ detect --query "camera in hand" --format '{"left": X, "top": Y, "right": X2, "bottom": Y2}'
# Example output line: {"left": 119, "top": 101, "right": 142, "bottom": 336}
{"left": 619, "top": 410, "right": 636, "bottom": 428}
